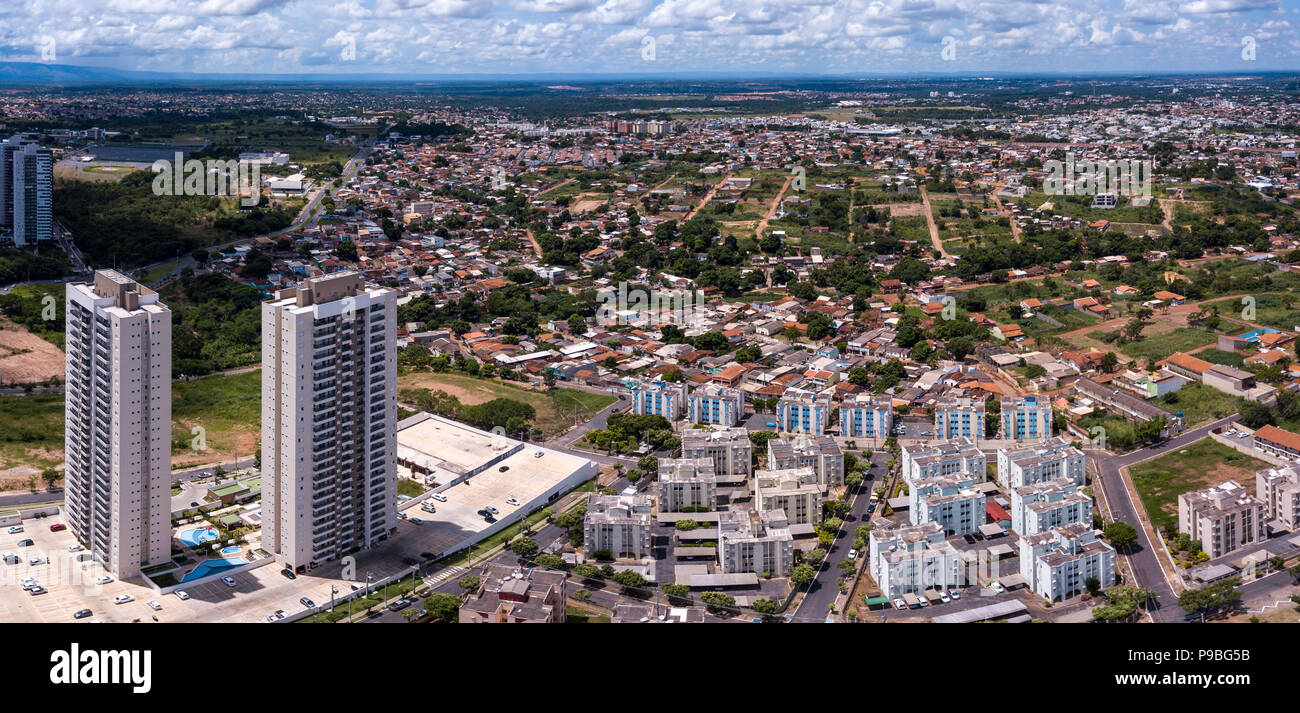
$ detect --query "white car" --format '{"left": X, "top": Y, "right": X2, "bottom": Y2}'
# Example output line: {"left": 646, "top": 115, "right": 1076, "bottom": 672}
{"left": 113, "top": 594, "right": 133, "bottom": 605}
{"left": 95, "top": 575, "right": 113, "bottom": 585}
{"left": 28, "top": 556, "right": 46, "bottom": 566}
{"left": 505, "top": 497, "right": 520, "bottom": 506}
{"left": 7, "top": 525, "right": 22, "bottom": 534}
{"left": 68, "top": 544, "right": 84, "bottom": 552}
{"left": 431, "top": 493, "right": 447, "bottom": 502}
{"left": 991, "top": 582, "right": 1005, "bottom": 593}
{"left": 950, "top": 591, "right": 961, "bottom": 601}
{"left": 917, "top": 597, "right": 929, "bottom": 607}
{"left": 892, "top": 598, "right": 907, "bottom": 610}
{"left": 146, "top": 600, "right": 162, "bottom": 611}
{"left": 534, "top": 451, "right": 544, "bottom": 458}
{"left": 939, "top": 592, "right": 951, "bottom": 603}
{"left": 174, "top": 590, "right": 190, "bottom": 600}
{"left": 846, "top": 549, "right": 857, "bottom": 560}
{"left": 1238, "top": 432, "right": 1250, "bottom": 439}
{"left": 221, "top": 576, "right": 238, "bottom": 588}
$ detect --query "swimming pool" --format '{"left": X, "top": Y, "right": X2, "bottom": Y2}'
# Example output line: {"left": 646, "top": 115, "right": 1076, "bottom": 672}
{"left": 178, "top": 527, "right": 219, "bottom": 547}
{"left": 1237, "top": 328, "right": 1278, "bottom": 342}
{"left": 180, "top": 557, "right": 244, "bottom": 582}
{"left": 219, "top": 546, "right": 241, "bottom": 556}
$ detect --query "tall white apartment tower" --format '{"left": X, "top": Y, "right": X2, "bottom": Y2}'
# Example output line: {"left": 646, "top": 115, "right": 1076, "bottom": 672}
{"left": 64, "top": 270, "right": 171, "bottom": 579}
{"left": 262, "top": 272, "right": 398, "bottom": 572}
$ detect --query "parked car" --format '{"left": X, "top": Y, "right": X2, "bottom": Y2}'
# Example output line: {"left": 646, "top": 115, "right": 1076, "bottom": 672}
{"left": 534, "top": 450, "right": 544, "bottom": 457}
{"left": 280, "top": 568, "right": 296, "bottom": 580}
{"left": 174, "top": 590, "right": 190, "bottom": 600}
{"left": 409, "top": 517, "right": 423, "bottom": 525}
{"left": 73, "top": 609, "right": 92, "bottom": 619}
{"left": 396, "top": 512, "right": 407, "bottom": 520}
{"left": 146, "top": 600, "right": 162, "bottom": 611}
{"left": 950, "top": 591, "right": 961, "bottom": 601}
{"left": 388, "top": 598, "right": 411, "bottom": 612}
{"left": 939, "top": 592, "right": 951, "bottom": 603}
{"left": 484, "top": 514, "right": 496, "bottom": 523}
{"left": 505, "top": 497, "right": 520, "bottom": 506}
{"left": 68, "top": 544, "right": 84, "bottom": 552}
{"left": 847, "top": 549, "right": 857, "bottom": 560}
{"left": 28, "top": 556, "right": 46, "bottom": 566}
{"left": 431, "top": 493, "right": 447, "bottom": 502}
{"left": 113, "top": 594, "right": 134, "bottom": 605}
{"left": 94, "top": 575, "right": 113, "bottom": 585}
{"left": 17, "top": 539, "right": 33, "bottom": 547}
{"left": 765, "top": 422, "right": 776, "bottom": 428}
{"left": 498, "top": 465, "right": 509, "bottom": 472}
{"left": 917, "top": 597, "right": 929, "bottom": 608}
{"left": 420, "top": 552, "right": 435, "bottom": 560}
{"left": 300, "top": 597, "right": 316, "bottom": 608}
{"left": 485, "top": 506, "right": 499, "bottom": 515}
{"left": 273, "top": 609, "right": 285, "bottom": 620}
{"left": 49, "top": 523, "right": 66, "bottom": 532}
{"left": 892, "top": 598, "right": 907, "bottom": 610}
{"left": 221, "top": 576, "right": 238, "bottom": 588}
{"left": 7, "top": 525, "right": 23, "bottom": 534}
{"left": 991, "top": 582, "right": 1005, "bottom": 593}
{"left": 28, "top": 586, "right": 47, "bottom": 596}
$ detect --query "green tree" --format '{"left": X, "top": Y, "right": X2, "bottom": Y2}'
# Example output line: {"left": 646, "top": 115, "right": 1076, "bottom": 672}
{"left": 1104, "top": 521, "right": 1139, "bottom": 551}
{"left": 424, "top": 593, "right": 461, "bottom": 622}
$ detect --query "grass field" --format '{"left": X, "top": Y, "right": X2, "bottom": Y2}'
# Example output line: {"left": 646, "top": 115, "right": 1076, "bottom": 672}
{"left": 1128, "top": 438, "right": 1267, "bottom": 532}
{"left": 396, "top": 371, "right": 615, "bottom": 436}
{"left": 1107, "top": 327, "right": 1217, "bottom": 363}
{"left": 0, "top": 392, "right": 65, "bottom": 483}
{"left": 171, "top": 370, "right": 261, "bottom": 467}
{"left": 1203, "top": 293, "right": 1300, "bottom": 333}
{"left": 1154, "top": 383, "right": 1241, "bottom": 428}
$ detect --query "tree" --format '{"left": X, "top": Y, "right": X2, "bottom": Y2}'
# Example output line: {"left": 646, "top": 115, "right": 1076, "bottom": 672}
{"left": 333, "top": 240, "right": 359, "bottom": 262}
{"left": 1100, "top": 352, "right": 1119, "bottom": 373}
{"left": 1085, "top": 577, "right": 1101, "bottom": 595}
{"left": 1178, "top": 577, "right": 1242, "bottom": 617}
{"left": 567, "top": 313, "right": 587, "bottom": 335}
{"left": 456, "top": 575, "right": 480, "bottom": 591}
{"left": 662, "top": 583, "right": 691, "bottom": 600}
{"left": 1104, "top": 521, "right": 1139, "bottom": 551}
{"left": 804, "top": 548, "right": 828, "bottom": 565}
{"left": 612, "top": 569, "right": 647, "bottom": 591}
{"left": 573, "top": 563, "right": 601, "bottom": 581}
{"left": 40, "top": 468, "right": 59, "bottom": 490}
{"left": 751, "top": 598, "right": 779, "bottom": 615}
{"left": 509, "top": 537, "right": 539, "bottom": 557}
{"left": 423, "top": 593, "right": 461, "bottom": 623}
{"left": 791, "top": 563, "right": 816, "bottom": 586}
{"left": 534, "top": 553, "right": 566, "bottom": 570}
{"left": 1122, "top": 318, "right": 1146, "bottom": 341}
{"left": 700, "top": 591, "right": 736, "bottom": 610}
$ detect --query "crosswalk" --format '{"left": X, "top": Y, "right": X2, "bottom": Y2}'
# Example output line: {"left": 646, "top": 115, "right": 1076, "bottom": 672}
{"left": 425, "top": 565, "right": 465, "bottom": 585}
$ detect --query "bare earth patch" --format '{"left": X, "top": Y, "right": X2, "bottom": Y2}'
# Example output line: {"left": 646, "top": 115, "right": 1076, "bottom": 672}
{"left": 0, "top": 319, "right": 64, "bottom": 385}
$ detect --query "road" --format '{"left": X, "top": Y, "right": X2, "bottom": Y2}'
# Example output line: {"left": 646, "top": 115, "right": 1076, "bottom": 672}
{"left": 1087, "top": 414, "right": 1239, "bottom": 621}
{"left": 919, "top": 185, "right": 949, "bottom": 259}
{"left": 132, "top": 142, "right": 373, "bottom": 287}
{"left": 791, "top": 449, "right": 888, "bottom": 622}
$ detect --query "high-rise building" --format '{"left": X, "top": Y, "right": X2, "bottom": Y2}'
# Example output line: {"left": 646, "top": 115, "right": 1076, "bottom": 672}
{"left": 12, "top": 142, "right": 52, "bottom": 246}
{"left": 64, "top": 270, "right": 171, "bottom": 579}
{"left": 933, "top": 397, "right": 985, "bottom": 440}
{"left": 261, "top": 272, "right": 398, "bottom": 572}
{"left": 775, "top": 388, "right": 831, "bottom": 435}
{"left": 840, "top": 393, "right": 893, "bottom": 440}
{"left": 1000, "top": 395, "right": 1053, "bottom": 440}
{"left": 686, "top": 382, "right": 744, "bottom": 426}
{"left": 0, "top": 136, "right": 35, "bottom": 229}
{"left": 631, "top": 379, "right": 686, "bottom": 420}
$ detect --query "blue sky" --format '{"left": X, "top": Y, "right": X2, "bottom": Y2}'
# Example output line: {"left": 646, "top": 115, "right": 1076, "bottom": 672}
{"left": 3, "top": 0, "right": 1299, "bottom": 76}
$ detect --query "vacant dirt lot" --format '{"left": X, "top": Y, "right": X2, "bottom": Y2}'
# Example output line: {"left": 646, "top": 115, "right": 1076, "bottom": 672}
{"left": 0, "top": 320, "right": 64, "bottom": 385}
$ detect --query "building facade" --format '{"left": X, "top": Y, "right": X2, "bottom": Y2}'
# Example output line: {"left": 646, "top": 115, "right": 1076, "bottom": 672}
{"left": 1019, "top": 524, "right": 1116, "bottom": 601}
{"left": 996, "top": 437, "right": 1086, "bottom": 488}
{"left": 583, "top": 493, "right": 653, "bottom": 559}
{"left": 1257, "top": 464, "right": 1300, "bottom": 532}
{"left": 657, "top": 458, "right": 718, "bottom": 513}
{"left": 631, "top": 379, "right": 687, "bottom": 420}
{"left": 680, "top": 427, "right": 752, "bottom": 480}
{"left": 775, "top": 388, "right": 831, "bottom": 435}
{"left": 686, "top": 383, "right": 744, "bottom": 426}
{"left": 840, "top": 393, "right": 893, "bottom": 440}
{"left": 64, "top": 270, "right": 171, "bottom": 579}
{"left": 1000, "top": 395, "right": 1053, "bottom": 441}
{"left": 718, "top": 509, "right": 794, "bottom": 577}
{"left": 868, "top": 519, "right": 965, "bottom": 598}
{"left": 1178, "top": 480, "right": 1266, "bottom": 559}
{"left": 934, "top": 397, "right": 986, "bottom": 440}
{"left": 261, "top": 272, "right": 398, "bottom": 571}
{"left": 767, "top": 434, "right": 843, "bottom": 489}
{"left": 752, "top": 468, "right": 823, "bottom": 526}
{"left": 1010, "top": 479, "right": 1093, "bottom": 536}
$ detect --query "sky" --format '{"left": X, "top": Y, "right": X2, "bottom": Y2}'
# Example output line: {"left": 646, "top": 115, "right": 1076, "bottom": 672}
{"left": 2, "top": 0, "right": 1300, "bottom": 77}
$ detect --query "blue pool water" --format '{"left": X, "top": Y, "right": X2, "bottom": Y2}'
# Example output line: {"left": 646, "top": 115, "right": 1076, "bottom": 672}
{"left": 219, "top": 546, "right": 241, "bottom": 556}
{"left": 178, "top": 527, "right": 219, "bottom": 547}
{"left": 1236, "top": 328, "right": 1278, "bottom": 342}
{"left": 180, "top": 557, "right": 244, "bottom": 582}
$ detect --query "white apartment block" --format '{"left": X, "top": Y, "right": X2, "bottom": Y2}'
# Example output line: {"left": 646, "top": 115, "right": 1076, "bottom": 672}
{"left": 996, "top": 437, "right": 1086, "bottom": 488}
{"left": 753, "top": 467, "right": 823, "bottom": 526}
{"left": 718, "top": 509, "right": 794, "bottom": 577}
{"left": 1257, "top": 464, "right": 1300, "bottom": 532}
{"left": 1010, "top": 479, "right": 1093, "bottom": 536}
{"left": 767, "top": 434, "right": 843, "bottom": 489}
{"left": 910, "top": 474, "right": 986, "bottom": 536}
{"left": 868, "top": 519, "right": 966, "bottom": 598}
{"left": 934, "top": 397, "right": 985, "bottom": 440}
{"left": 583, "top": 493, "right": 653, "bottom": 559}
{"left": 679, "top": 427, "right": 752, "bottom": 480}
{"left": 1019, "top": 523, "right": 1116, "bottom": 602}
{"left": 657, "top": 458, "right": 718, "bottom": 512}
{"left": 775, "top": 388, "right": 831, "bottom": 435}
{"left": 686, "top": 383, "right": 744, "bottom": 426}
{"left": 64, "top": 270, "right": 171, "bottom": 579}
{"left": 261, "top": 272, "right": 398, "bottom": 572}
{"left": 839, "top": 393, "right": 893, "bottom": 440}
{"left": 900, "top": 439, "right": 986, "bottom": 486}
{"left": 1178, "top": 480, "right": 1266, "bottom": 559}
{"left": 631, "top": 379, "right": 686, "bottom": 420}
{"left": 1000, "top": 395, "right": 1053, "bottom": 440}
